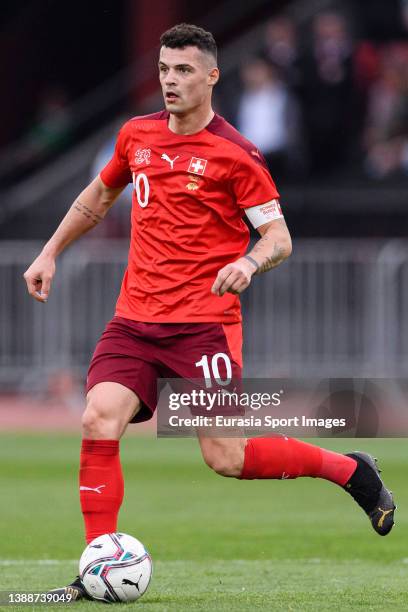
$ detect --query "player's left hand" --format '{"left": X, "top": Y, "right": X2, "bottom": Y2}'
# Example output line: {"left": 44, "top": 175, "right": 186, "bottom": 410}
{"left": 211, "top": 257, "right": 257, "bottom": 296}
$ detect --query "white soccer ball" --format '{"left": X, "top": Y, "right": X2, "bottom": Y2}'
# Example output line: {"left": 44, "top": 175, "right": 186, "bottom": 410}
{"left": 79, "top": 533, "right": 152, "bottom": 603}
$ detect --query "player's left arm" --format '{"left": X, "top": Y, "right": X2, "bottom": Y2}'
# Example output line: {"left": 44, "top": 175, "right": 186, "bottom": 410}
{"left": 246, "top": 216, "right": 292, "bottom": 274}
{"left": 211, "top": 216, "right": 292, "bottom": 297}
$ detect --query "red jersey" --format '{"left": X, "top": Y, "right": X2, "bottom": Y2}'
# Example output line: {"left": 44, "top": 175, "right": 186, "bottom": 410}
{"left": 100, "top": 111, "right": 279, "bottom": 323}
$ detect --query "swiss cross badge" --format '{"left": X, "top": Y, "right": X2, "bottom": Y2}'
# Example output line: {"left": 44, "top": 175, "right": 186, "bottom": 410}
{"left": 188, "top": 157, "right": 207, "bottom": 175}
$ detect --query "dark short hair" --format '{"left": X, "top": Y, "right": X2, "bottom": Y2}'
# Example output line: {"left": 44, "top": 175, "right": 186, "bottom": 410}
{"left": 160, "top": 23, "right": 217, "bottom": 62}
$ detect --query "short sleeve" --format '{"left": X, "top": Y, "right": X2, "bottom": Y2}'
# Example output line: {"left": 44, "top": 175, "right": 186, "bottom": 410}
{"left": 231, "top": 151, "right": 279, "bottom": 209}
{"left": 100, "top": 123, "right": 132, "bottom": 188}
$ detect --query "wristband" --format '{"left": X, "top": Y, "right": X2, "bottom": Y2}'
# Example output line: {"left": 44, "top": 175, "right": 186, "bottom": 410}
{"left": 243, "top": 255, "right": 259, "bottom": 272}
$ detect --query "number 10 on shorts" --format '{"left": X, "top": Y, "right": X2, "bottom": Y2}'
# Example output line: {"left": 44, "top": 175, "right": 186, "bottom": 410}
{"left": 195, "top": 353, "right": 232, "bottom": 388}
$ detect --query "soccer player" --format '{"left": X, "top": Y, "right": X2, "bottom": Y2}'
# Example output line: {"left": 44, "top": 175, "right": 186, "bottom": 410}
{"left": 23, "top": 24, "right": 395, "bottom": 600}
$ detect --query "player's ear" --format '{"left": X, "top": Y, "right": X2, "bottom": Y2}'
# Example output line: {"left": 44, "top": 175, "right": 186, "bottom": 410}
{"left": 208, "top": 67, "right": 219, "bottom": 86}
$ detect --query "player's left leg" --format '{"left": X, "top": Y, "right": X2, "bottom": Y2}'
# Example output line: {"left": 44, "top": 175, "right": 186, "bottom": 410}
{"left": 156, "top": 322, "right": 395, "bottom": 536}
{"left": 198, "top": 434, "right": 395, "bottom": 535}
{"left": 198, "top": 434, "right": 356, "bottom": 481}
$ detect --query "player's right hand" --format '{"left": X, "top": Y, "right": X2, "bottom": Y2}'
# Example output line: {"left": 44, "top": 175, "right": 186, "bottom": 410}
{"left": 23, "top": 252, "right": 56, "bottom": 303}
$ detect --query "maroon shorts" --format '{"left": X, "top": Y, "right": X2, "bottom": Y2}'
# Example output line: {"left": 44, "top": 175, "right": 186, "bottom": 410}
{"left": 87, "top": 316, "right": 242, "bottom": 423}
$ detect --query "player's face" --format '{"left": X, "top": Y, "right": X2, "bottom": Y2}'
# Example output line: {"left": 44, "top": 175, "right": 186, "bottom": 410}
{"left": 159, "top": 46, "right": 218, "bottom": 115}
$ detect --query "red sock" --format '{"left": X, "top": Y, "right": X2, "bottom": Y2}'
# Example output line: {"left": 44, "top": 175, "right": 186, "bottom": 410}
{"left": 79, "top": 439, "right": 124, "bottom": 544}
{"left": 240, "top": 436, "right": 357, "bottom": 486}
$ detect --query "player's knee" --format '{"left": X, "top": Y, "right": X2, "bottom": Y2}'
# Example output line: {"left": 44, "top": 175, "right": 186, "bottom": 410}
{"left": 82, "top": 404, "right": 107, "bottom": 438}
{"left": 82, "top": 383, "right": 140, "bottom": 439}
{"left": 82, "top": 398, "right": 118, "bottom": 439}
{"left": 202, "top": 446, "right": 244, "bottom": 478}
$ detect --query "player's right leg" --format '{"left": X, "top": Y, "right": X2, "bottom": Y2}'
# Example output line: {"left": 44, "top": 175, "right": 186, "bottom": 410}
{"left": 48, "top": 317, "right": 163, "bottom": 600}
{"left": 80, "top": 382, "right": 141, "bottom": 541}
{"left": 48, "top": 382, "right": 141, "bottom": 601}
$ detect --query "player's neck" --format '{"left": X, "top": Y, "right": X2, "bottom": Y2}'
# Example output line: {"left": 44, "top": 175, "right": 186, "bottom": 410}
{"left": 168, "top": 107, "right": 215, "bottom": 135}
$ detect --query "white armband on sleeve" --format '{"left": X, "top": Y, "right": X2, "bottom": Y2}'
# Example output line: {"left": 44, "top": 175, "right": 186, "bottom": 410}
{"left": 245, "top": 199, "right": 283, "bottom": 229}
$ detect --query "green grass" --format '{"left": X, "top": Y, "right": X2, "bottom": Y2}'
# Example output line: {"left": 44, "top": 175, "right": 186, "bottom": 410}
{"left": 0, "top": 435, "right": 407, "bottom": 610}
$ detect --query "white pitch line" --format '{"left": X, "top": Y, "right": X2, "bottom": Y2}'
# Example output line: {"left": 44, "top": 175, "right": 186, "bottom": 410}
{"left": 2, "top": 558, "right": 408, "bottom": 566}
{"left": 0, "top": 560, "right": 77, "bottom": 566}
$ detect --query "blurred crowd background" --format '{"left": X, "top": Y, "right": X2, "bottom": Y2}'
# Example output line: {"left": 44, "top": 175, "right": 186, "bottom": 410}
{"left": 1, "top": 0, "right": 408, "bottom": 406}
{"left": 233, "top": 7, "right": 408, "bottom": 183}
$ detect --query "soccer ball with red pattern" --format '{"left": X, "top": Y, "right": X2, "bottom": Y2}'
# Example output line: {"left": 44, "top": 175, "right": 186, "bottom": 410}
{"left": 79, "top": 533, "right": 152, "bottom": 603}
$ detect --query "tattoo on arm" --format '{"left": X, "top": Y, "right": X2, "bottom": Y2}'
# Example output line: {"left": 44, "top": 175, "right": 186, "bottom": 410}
{"left": 257, "top": 244, "right": 286, "bottom": 273}
{"left": 73, "top": 199, "right": 103, "bottom": 225}
{"left": 251, "top": 236, "right": 286, "bottom": 274}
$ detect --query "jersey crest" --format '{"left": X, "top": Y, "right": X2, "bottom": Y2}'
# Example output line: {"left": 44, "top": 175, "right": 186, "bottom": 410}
{"left": 135, "top": 148, "right": 151, "bottom": 165}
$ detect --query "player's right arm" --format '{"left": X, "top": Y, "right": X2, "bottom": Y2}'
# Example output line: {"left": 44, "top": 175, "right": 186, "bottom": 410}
{"left": 23, "top": 176, "right": 125, "bottom": 303}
